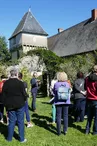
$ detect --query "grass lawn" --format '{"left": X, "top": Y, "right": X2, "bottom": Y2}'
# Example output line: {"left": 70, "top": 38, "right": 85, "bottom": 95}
{"left": 0, "top": 96, "right": 97, "bottom": 146}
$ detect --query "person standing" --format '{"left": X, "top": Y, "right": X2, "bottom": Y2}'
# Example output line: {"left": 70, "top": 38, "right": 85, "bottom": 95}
{"left": 85, "top": 65, "right": 97, "bottom": 135}
{"left": 50, "top": 75, "right": 57, "bottom": 124}
{"left": 30, "top": 72, "right": 38, "bottom": 112}
{"left": 53, "top": 72, "right": 71, "bottom": 135}
{"left": 2, "top": 69, "right": 27, "bottom": 142}
{"left": 0, "top": 75, "right": 7, "bottom": 123}
{"left": 18, "top": 72, "right": 33, "bottom": 128}
{"left": 73, "top": 71, "right": 86, "bottom": 122}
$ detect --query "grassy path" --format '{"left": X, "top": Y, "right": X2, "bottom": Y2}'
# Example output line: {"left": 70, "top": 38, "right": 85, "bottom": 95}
{"left": 0, "top": 97, "right": 97, "bottom": 146}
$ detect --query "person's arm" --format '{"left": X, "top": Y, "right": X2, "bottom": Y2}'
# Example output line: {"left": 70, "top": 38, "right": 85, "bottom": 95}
{"left": 23, "top": 81, "right": 28, "bottom": 92}
{"left": 74, "top": 80, "right": 81, "bottom": 92}
{"left": 74, "top": 80, "right": 86, "bottom": 95}
{"left": 21, "top": 82, "right": 28, "bottom": 101}
{"left": 2, "top": 83, "right": 6, "bottom": 104}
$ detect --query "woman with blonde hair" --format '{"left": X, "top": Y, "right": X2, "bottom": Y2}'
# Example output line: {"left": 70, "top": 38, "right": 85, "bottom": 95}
{"left": 53, "top": 72, "right": 71, "bottom": 135}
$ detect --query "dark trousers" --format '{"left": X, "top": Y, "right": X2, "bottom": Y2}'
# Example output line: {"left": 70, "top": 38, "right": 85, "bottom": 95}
{"left": 0, "top": 103, "right": 4, "bottom": 120}
{"left": 7, "top": 106, "right": 25, "bottom": 142}
{"left": 56, "top": 105, "right": 68, "bottom": 135}
{"left": 74, "top": 98, "right": 86, "bottom": 122}
{"left": 86, "top": 101, "right": 97, "bottom": 134}
{"left": 31, "top": 92, "right": 37, "bottom": 111}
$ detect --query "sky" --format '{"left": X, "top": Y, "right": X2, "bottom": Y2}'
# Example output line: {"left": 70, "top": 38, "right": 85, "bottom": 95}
{"left": 0, "top": 0, "right": 97, "bottom": 47}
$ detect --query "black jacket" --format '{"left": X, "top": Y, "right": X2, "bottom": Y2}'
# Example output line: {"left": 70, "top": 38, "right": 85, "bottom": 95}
{"left": 2, "top": 78, "right": 27, "bottom": 110}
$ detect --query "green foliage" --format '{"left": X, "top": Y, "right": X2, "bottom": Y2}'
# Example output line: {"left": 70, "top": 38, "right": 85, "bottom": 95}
{"left": 0, "top": 63, "right": 7, "bottom": 79}
{"left": 0, "top": 36, "right": 11, "bottom": 61}
{"left": 61, "top": 52, "right": 96, "bottom": 83}
{"left": 20, "top": 67, "right": 32, "bottom": 93}
{"left": 27, "top": 49, "right": 64, "bottom": 72}
{"left": 5, "top": 59, "right": 19, "bottom": 66}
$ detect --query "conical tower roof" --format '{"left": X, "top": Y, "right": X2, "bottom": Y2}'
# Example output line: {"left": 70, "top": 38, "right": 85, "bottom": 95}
{"left": 9, "top": 9, "right": 48, "bottom": 39}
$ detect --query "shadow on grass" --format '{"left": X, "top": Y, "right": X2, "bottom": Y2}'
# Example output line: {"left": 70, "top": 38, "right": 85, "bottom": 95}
{"left": 28, "top": 105, "right": 32, "bottom": 111}
{"left": 41, "top": 101, "right": 51, "bottom": 105}
{"left": 0, "top": 123, "right": 22, "bottom": 141}
{"left": 0, "top": 123, "right": 7, "bottom": 139}
{"left": 32, "top": 113, "right": 86, "bottom": 135}
{"left": 32, "top": 113, "right": 57, "bottom": 135}
{"left": 68, "top": 116, "right": 85, "bottom": 134}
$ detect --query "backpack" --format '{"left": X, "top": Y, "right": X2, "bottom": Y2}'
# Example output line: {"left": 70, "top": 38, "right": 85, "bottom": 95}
{"left": 57, "top": 84, "right": 70, "bottom": 101}
{"left": 0, "top": 81, "right": 4, "bottom": 93}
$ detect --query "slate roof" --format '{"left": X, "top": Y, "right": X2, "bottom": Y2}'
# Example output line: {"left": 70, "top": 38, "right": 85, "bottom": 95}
{"left": 48, "top": 18, "right": 97, "bottom": 57}
{"left": 9, "top": 10, "right": 48, "bottom": 39}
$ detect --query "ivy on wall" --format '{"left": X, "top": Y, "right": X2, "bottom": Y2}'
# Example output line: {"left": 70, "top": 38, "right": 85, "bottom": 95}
{"left": 61, "top": 51, "right": 97, "bottom": 83}
{"left": 27, "top": 49, "right": 97, "bottom": 83}
{"left": 27, "top": 49, "right": 64, "bottom": 73}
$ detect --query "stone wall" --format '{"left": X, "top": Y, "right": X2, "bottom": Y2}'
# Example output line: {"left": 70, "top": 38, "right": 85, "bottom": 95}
{"left": 7, "top": 55, "right": 46, "bottom": 75}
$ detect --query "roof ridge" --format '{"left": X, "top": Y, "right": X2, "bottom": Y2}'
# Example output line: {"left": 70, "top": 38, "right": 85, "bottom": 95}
{"left": 48, "top": 18, "right": 90, "bottom": 39}
{"left": 21, "top": 11, "right": 29, "bottom": 31}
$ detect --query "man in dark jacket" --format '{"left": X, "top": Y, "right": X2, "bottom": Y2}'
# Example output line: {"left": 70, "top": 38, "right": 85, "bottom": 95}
{"left": 85, "top": 65, "right": 97, "bottom": 135}
{"left": 2, "top": 69, "right": 27, "bottom": 142}
{"left": 30, "top": 72, "right": 38, "bottom": 112}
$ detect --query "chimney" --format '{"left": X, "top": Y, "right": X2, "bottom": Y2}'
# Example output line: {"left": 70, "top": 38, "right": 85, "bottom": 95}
{"left": 91, "top": 9, "right": 97, "bottom": 21}
{"left": 58, "top": 28, "right": 64, "bottom": 33}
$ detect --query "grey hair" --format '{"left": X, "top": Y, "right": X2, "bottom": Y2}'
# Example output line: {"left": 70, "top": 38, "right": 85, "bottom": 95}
{"left": 94, "top": 65, "right": 97, "bottom": 72}
{"left": 10, "top": 69, "right": 18, "bottom": 77}
{"left": 57, "top": 72, "right": 68, "bottom": 81}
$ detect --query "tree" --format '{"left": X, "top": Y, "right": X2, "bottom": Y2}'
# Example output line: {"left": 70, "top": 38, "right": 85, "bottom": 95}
{"left": 0, "top": 36, "right": 11, "bottom": 62}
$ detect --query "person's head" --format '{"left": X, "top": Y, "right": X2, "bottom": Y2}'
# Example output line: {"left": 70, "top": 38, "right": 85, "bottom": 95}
{"left": 93, "top": 65, "right": 97, "bottom": 73}
{"left": 77, "top": 71, "right": 84, "bottom": 78}
{"left": 57, "top": 72, "right": 68, "bottom": 82}
{"left": 33, "top": 72, "right": 37, "bottom": 78}
{"left": 10, "top": 69, "right": 18, "bottom": 77}
{"left": 18, "top": 72, "right": 23, "bottom": 80}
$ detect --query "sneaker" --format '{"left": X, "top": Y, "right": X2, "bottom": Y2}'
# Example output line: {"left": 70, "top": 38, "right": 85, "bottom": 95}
{"left": 85, "top": 131, "right": 90, "bottom": 134}
{"left": 47, "top": 122, "right": 55, "bottom": 125}
{"left": 20, "top": 139, "right": 27, "bottom": 143}
{"left": 27, "top": 123, "right": 34, "bottom": 128}
{"left": 64, "top": 131, "right": 67, "bottom": 135}
{"left": 50, "top": 122, "right": 56, "bottom": 125}
{"left": 0, "top": 119, "right": 4, "bottom": 123}
{"left": 84, "top": 115, "right": 88, "bottom": 119}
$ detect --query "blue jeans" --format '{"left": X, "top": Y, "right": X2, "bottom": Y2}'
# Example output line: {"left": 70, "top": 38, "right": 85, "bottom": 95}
{"left": 7, "top": 106, "right": 25, "bottom": 142}
{"left": 56, "top": 105, "right": 68, "bottom": 135}
{"left": 86, "top": 101, "right": 97, "bottom": 134}
{"left": 25, "top": 101, "right": 30, "bottom": 122}
{"left": 31, "top": 92, "right": 37, "bottom": 111}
